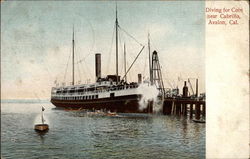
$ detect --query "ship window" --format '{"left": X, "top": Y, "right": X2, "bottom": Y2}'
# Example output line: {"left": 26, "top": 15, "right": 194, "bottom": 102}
{"left": 92, "top": 95, "right": 95, "bottom": 99}
{"left": 110, "top": 93, "right": 115, "bottom": 98}
{"left": 95, "top": 95, "right": 98, "bottom": 99}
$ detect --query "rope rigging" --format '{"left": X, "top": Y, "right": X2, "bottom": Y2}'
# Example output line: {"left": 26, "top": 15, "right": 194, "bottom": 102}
{"left": 75, "top": 46, "right": 82, "bottom": 84}
{"left": 63, "top": 48, "right": 72, "bottom": 85}
{"left": 118, "top": 25, "right": 124, "bottom": 74}
{"left": 115, "top": 23, "right": 147, "bottom": 83}
{"left": 118, "top": 25, "right": 144, "bottom": 47}
{"left": 60, "top": 9, "right": 147, "bottom": 85}
{"left": 106, "top": 23, "right": 116, "bottom": 75}
{"left": 121, "top": 46, "right": 145, "bottom": 81}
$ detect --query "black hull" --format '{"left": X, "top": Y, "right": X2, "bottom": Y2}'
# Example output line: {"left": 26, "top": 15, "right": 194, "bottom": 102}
{"left": 51, "top": 94, "right": 153, "bottom": 113}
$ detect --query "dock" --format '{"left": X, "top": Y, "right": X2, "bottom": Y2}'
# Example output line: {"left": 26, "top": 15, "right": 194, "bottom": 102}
{"left": 163, "top": 97, "right": 205, "bottom": 120}
{"left": 162, "top": 80, "right": 205, "bottom": 120}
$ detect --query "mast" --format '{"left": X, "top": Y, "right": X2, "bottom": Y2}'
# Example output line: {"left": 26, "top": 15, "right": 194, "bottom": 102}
{"left": 115, "top": 3, "right": 119, "bottom": 84}
{"left": 148, "top": 33, "right": 152, "bottom": 84}
{"left": 124, "top": 43, "right": 127, "bottom": 83}
{"left": 72, "top": 26, "right": 75, "bottom": 85}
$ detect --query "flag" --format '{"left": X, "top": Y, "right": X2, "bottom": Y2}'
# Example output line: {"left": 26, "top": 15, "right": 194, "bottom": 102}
{"left": 42, "top": 107, "right": 45, "bottom": 111}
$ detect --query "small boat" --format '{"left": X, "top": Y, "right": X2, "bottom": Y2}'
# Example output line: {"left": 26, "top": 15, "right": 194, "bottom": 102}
{"left": 193, "top": 119, "right": 206, "bottom": 123}
{"left": 34, "top": 124, "right": 49, "bottom": 132}
{"left": 34, "top": 107, "right": 49, "bottom": 132}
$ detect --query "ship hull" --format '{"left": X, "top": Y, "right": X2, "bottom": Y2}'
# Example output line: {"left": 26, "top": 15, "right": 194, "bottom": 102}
{"left": 51, "top": 94, "right": 153, "bottom": 113}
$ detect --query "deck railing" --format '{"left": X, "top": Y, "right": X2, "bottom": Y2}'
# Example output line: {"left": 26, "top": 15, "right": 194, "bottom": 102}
{"left": 51, "top": 84, "right": 139, "bottom": 99}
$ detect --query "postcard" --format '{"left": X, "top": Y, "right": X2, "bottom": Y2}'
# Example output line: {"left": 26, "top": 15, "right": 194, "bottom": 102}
{"left": 1, "top": 1, "right": 249, "bottom": 158}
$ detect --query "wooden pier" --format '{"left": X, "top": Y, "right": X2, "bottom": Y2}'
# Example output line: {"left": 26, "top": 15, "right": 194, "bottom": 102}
{"left": 162, "top": 98, "right": 206, "bottom": 120}
{"left": 162, "top": 80, "right": 206, "bottom": 120}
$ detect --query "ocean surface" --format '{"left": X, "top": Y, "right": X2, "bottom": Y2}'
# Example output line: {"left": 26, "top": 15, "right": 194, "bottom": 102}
{"left": 1, "top": 100, "right": 205, "bottom": 159}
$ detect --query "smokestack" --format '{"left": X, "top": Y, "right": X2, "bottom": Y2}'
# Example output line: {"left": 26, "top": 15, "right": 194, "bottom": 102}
{"left": 183, "top": 81, "right": 188, "bottom": 97}
{"left": 138, "top": 74, "right": 142, "bottom": 84}
{"left": 95, "top": 53, "right": 101, "bottom": 81}
{"left": 196, "top": 79, "right": 198, "bottom": 97}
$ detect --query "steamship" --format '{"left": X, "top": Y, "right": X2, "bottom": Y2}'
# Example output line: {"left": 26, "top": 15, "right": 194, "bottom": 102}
{"left": 50, "top": 7, "right": 164, "bottom": 113}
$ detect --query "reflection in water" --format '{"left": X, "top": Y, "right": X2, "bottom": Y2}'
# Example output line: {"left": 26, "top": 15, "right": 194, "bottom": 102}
{"left": 36, "top": 131, "right": 48, "bottom": 144}
{"left": 1, "top": 102, "right": 205, "bottom": 159}
{"left": 181, "top": 117, "right": 188, "bottom": 145}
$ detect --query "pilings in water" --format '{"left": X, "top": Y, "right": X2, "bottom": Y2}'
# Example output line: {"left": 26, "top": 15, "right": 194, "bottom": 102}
{"left": 190, "top": 104, "right": 193, "bottom": 119}
{"left": 162, "top": 98, "right": 206, "bottom": 119}
{"left": 195, "top": 103, "right": 201, "bottom": 120}
{"left": 162, "top": 80, "right": 205, "bottom": 119}
{"left": 163, "top": 100, "right": 172, "bottom": 115}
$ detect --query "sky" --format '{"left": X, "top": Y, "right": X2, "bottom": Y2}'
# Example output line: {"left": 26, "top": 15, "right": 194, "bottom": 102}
{"left": 1, "top": 1, "right": 205, "bottom": 99}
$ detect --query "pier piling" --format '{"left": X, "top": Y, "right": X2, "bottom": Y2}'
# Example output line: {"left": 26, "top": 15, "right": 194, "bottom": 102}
{"left": 201, "top": 103, "right": 206, "bottom": 118}
{"left": 195, "top": 103, "right": 201, "bottom": 120}
{"left": 190, "top": 104, "right": 193, "bottom": 119}
{"left": 163, "top": 101, "right": 172, "bottom": 115}
{"left": 183, "top": 104, "right": 187, "bottom": 116}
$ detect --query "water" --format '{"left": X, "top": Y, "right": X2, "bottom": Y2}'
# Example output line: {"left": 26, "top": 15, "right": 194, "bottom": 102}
{"left": 1, "top": 100, "right": 205, "bottom": 159}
